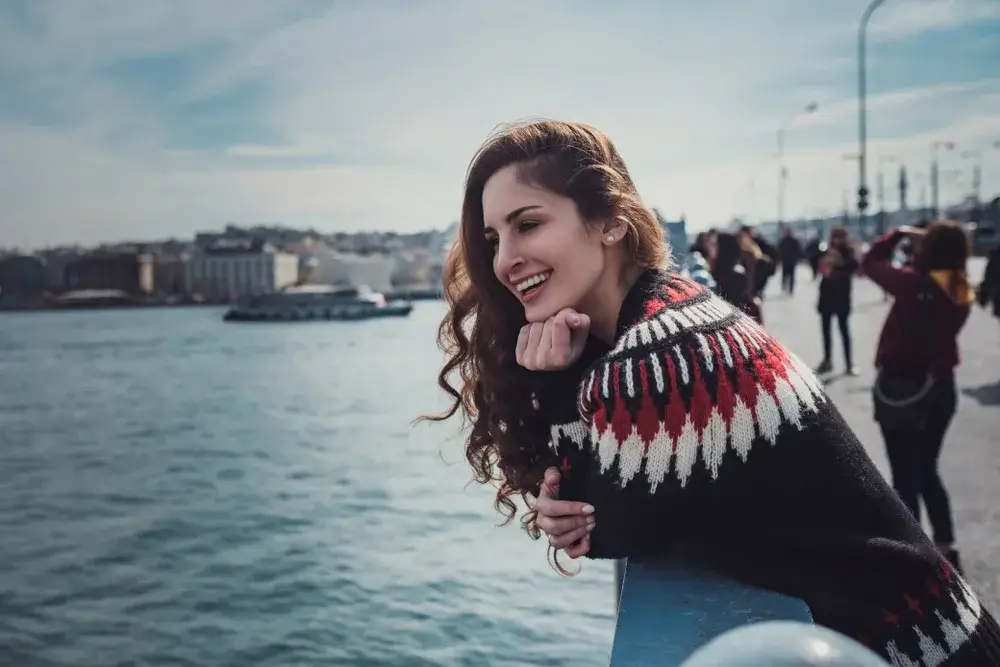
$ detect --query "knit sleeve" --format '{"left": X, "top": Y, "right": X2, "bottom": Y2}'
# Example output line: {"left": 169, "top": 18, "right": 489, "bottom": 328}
{"left": 574, "top": 322, "right": 828, "bottom": 558}
{"left": 528, "top": 335, "right": 611, "bottom": 427}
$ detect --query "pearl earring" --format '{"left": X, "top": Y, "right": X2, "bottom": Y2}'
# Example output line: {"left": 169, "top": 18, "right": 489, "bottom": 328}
{"left": 606, "top": 235, "right": 614, "bottom": 242}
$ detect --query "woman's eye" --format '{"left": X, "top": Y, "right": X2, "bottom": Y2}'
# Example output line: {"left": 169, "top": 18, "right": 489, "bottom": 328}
{"left": 518, "top": 220, "right": 539, "bottom": 232}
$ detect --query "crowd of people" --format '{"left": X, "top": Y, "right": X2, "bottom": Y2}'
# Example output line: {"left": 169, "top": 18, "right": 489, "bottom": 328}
{"left": 686, "top": 219, "right": 1000, "bottom": 575}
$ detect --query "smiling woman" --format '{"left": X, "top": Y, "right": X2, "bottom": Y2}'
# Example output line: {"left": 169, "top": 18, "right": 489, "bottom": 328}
{"left": 420, "top": 119, "right": 1000, "bottom": 666}
{"left": 423, "top": 120, "right": 669, "bottom": 535}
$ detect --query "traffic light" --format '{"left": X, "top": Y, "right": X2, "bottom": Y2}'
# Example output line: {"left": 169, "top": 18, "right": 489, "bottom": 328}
{"left": 857, "top": 186, "right": 869, "bottom": 212}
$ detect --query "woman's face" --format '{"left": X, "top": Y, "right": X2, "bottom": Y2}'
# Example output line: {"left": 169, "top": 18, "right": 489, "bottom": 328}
{"left": 704, "top": 233, "right": 718, "bottom": 261}
{"left": 482, "top": 163, "right": 611, "bottom": 323}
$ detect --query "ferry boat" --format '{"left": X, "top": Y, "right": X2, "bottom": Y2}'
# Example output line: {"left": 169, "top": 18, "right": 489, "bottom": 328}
{"left": 223, "top": 284, "right": 413, "bottom": 322}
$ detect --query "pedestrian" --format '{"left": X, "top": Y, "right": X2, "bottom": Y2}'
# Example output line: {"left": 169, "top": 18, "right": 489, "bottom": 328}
{"left": 816, "top": 227, "right": 858, "bottom": 375}
{"left": 862, "top": 221, "right": 975, "bottom": 574}
{"left": 977, "top": 242, "right": 1000, "bottom": 329}
{"left": 424, "top": 119, "right": 1000, "bottom": 666}
{"left": 738, "top": 226, "right": 777, "bottom": 300}
{"left": 778, "top": 225, "right": 804, "bottom": 295}
{"left": 710, "top": 232, "right": 760, "bottom": 324}
{"left": 686, "top": 232, "right": 717, "bottom": 291}
{"left": 806, "top": 238, "right": 823, "bottom": 281}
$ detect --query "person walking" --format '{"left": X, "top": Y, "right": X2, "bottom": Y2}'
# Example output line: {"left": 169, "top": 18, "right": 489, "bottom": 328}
{"left": 778, "top": 225, "right": 804, "bottom": 295}
{"left": 977, "top": 241, "right": 1000, "bottom": 331}
{"left": 862, "top": 221, "right": 975, "bottom": 573}
{"left": 816, "top": 227, "right": 858, "bottom": 375}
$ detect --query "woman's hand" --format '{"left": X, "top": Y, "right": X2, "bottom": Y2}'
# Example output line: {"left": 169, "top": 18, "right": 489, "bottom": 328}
{"left": 898, "top": 225, "right": 926, "bottom": 239}
{"left": 532, "top": 467, "right": 595, "bottom": 558}
{"left": 515, "top": 308, "right": 591, "bottom": 371}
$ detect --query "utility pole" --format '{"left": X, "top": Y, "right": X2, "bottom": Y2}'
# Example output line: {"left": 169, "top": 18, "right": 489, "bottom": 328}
{"left": 858, "top": 0, "right": 887, "bottom": 232}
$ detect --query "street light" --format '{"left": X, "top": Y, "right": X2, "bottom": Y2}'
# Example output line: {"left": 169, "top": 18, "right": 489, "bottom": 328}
{"left": 858, "top": 0, "right": 888, "bottom": 232}
{"left": 931, "top": 140, "right": 956, "bottom": 217}
{"left": 777, "top": 101, "right": 819, "bottom": 225}
{"left": 961, "top": 150, "right": 981, "bottom": 204}
{"left": 877, "top": 155, "right": 896, "bottom": 211}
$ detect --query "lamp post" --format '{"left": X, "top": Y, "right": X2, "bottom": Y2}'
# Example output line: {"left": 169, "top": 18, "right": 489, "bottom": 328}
{"left": 961, "top": 150, "right": 982, "bottom": 205}
{"left": 931, "top": 140, "right": 956, "bottom": 217}
{"left": 961, "top": 141, "right": 1000, "bottom": 205}
{"left": 858, "top": 0, "right": 887, "bottom": 232}
{"left": 777, "top": 101, "right": 818, "bottom": 226}
{"left": 875, "top": 155, "right": 896, "bottom": 238}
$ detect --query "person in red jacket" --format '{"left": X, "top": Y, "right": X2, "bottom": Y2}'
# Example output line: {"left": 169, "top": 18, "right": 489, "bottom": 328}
{"left": 861, "top": 221, "right": 975, "bottom": 572}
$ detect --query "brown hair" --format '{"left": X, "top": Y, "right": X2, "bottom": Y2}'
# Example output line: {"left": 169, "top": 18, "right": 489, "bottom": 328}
{"left": 913, "top": 219, "right": 970, "bottom": 299}
{"left": 421, "top": 119, "right": 669, "bottom": 540}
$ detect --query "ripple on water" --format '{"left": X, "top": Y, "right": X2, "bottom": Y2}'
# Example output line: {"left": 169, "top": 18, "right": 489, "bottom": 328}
{"left": 0, "top": 306, "right": 615, "bottom": 667}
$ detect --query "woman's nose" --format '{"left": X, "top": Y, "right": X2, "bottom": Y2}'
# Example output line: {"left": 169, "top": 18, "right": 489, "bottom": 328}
{"left": 494, "top": 236, "right": 523, "bottom": 281}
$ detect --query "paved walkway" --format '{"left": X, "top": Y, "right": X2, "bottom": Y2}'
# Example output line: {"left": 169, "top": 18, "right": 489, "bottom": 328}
{"left": 761, "top": 259, "right": 1000, "bottom": 614}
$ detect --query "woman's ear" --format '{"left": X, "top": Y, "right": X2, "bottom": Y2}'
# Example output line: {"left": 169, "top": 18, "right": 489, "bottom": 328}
{"left": 601, "top": 216, "right": 631, "bottom": 244}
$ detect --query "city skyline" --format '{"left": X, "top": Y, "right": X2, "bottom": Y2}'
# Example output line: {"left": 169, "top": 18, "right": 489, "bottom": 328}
{"left": 1, "top": 0, "right": 999, "bottom": 250}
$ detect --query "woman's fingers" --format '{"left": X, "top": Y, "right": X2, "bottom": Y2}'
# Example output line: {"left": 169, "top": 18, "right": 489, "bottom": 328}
{"left": 563, "top": 535, "right": 590, "bottom": 559}
{"left": 515, "top": 325, "right": 529, "bottom": 366}
{"left": 549, "top": 525, "right": 590, "bottom": 549}
{"left": 534, "top": 494, "right": 594, "bottom": 520}
{"left": 537, "top": 513, "right": 595, "bottom": 538}
{"left": 547, "top": 521, "right": 595, "bottom": 549}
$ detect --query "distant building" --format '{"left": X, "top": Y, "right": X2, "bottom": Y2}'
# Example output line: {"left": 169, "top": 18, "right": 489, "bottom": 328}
{"left": 391, "top": 248, "right": 435, "bottom": 286}
{"left": 65, "top": 252, "right": 154, "bottom": 296}
{"left": 307, "top": 246, "right": 394, "bottom": 292}
{"left": 152, "top": 254, "right": 189, "bottom": 296}
{"left": 654, "top": 210, "right": 688, "bottom": 268}
{"left": 184, "top": 238, "right": 299, "bottom": 301}
{"left": 0, "top": 255, "right": 48, "bottom": 307}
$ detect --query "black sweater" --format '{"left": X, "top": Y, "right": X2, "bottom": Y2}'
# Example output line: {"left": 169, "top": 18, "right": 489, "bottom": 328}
{"left": 532, "top": 269, "right": 1000, "bottom": 666}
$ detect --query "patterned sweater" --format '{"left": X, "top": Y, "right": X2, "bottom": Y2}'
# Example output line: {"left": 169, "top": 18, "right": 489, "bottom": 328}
{"left": 535, "top": 269, "right": 1000, "bottom": 667}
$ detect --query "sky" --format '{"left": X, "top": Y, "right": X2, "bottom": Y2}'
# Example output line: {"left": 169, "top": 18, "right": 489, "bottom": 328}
{"left": 1, "top": 0, "right": 999, "bottom": 250}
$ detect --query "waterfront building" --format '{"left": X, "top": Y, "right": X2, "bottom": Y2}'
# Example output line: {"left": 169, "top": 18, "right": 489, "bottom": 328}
{"left": 183, "top": 238, "right": 299, "bottom": 302}
{"left": 64, "top": 252, "right": 154, "bottom": 296}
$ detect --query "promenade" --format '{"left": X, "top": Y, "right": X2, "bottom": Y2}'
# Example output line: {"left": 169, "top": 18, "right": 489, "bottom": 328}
{"left": 762, "top": 258, "right": 999, "bottom": 613}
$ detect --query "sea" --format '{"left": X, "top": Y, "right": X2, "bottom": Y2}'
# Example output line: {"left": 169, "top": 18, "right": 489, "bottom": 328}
{"left": 0, "top": 304, "right": 618, "bottom": 667}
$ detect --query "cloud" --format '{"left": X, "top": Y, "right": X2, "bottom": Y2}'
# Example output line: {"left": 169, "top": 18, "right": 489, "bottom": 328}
{"left": 869, "top": 0, "right": 1000, "bottom": 40}
{"left": 1, "top": 1, "right": 999, "bottom": 250}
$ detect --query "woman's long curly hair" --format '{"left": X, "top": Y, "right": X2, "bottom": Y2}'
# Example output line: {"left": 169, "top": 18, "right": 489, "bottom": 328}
{"left": 421, "top": 119, "right": 668, "bottom": 540}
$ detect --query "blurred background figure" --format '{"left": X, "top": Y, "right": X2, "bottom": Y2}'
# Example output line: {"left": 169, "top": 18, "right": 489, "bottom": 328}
{"left": 978, "top": 241, "right": 1000, "bottom": 333}
{"left": 777, "top": 225, "right": 804, "bottom": 295}
{"left": 738, "top": 226, "right": 778, "bottom": 301}
{"left": 806, "top": 237, "right": 825, "bottom": 281}
{"left": 816, "top": 227, "right": 859, "bottom": 376}
{"left": 711, "top": 232, "right": 759, "bottom": 323}
{"left": 687, "top": 231, "right": 718, "bottom": 291}
{"left": 861, "top": 221, "right": 974, "bottom": 573}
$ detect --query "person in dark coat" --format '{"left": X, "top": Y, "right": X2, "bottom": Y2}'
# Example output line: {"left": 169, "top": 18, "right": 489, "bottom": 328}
{"left": 777, "top": 225, "right": 804, "bottom": 295}
{"left": 710, "top": 232, "right": 760, "bottom": 323}
{"left": 739, "top": 225, "right": 778, "bottom": 299}
{"left": 816, "top": 227, "right": 859, "bottom": 375}
{"left": 977, "top": 242, "right": 1000, "bottom": 323}
{"left": 805, "top": 237, "right": 823, "bottom": 280}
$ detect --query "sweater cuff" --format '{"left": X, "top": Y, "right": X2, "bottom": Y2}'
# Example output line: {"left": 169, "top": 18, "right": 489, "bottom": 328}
{"left": 529, "top": 367, "right": 585, "bottom": 424}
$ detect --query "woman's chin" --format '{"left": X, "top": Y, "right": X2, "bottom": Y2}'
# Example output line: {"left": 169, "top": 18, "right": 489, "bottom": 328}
{"left": 522, "top": 299, "right": 562, "bottom": 324}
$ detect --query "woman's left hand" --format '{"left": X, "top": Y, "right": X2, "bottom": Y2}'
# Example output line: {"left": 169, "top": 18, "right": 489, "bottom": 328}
{"left": 533, "top": 467, "right": 595, "bottom": 558}
{"left": 515, "top": 308, "right": 591, "bottom": 371}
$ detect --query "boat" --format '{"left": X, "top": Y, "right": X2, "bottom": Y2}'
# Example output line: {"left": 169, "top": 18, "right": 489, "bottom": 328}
{"left": 223, "top": 284, "right": 413, "bottom": 322}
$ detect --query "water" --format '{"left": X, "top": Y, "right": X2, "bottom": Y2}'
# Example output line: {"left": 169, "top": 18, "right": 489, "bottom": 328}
{"left": 0, "top": 305, "right": 617, "bottom": 666}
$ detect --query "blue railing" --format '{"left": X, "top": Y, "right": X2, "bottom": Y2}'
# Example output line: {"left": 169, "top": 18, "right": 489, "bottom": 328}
{"left": 609, "top": 559, "right": 890, "bottom": 666}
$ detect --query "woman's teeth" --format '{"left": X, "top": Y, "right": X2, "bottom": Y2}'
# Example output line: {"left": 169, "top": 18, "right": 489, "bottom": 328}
{"left": 516, "top": 272, "right": 550, "bottom": 293}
